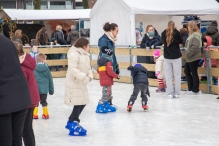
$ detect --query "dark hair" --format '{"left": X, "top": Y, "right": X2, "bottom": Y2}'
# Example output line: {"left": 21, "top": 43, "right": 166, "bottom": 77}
{"left": 74, "top": 38, "right": 89, "bottom": 48}
{"left": 211, "top": 21, "right": 218, "bottom": 27}
{"left": 13, "top": 41, "right": 24, "bottom": 56}
{"left": 103, "top": 22, "right": 118, "bottom": 32}
{"left": 180, "top": 28, "right": 187, "bottom": 36}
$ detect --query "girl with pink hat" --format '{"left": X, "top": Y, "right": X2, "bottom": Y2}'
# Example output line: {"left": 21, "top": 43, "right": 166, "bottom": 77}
{"left": 153, "top": 49, "right": 166, "bottom": 92}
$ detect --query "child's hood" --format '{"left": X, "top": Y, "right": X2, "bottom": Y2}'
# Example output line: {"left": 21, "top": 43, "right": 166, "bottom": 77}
{"left": 35, "top": 63, "right": 49, "bottom": 73}
{"left": 20, "top": 53, "right": 36, "bottom": 71}
{"left": 135, "top": 65, "right": 148, "bottom": 74}
{"left": 205, "top": 36, "right": 213, "bottom": 47}
{"left": 97, "top": 57, "right": 109, "bottom": 66}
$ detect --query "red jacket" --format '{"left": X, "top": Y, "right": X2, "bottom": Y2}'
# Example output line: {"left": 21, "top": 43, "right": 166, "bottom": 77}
{"left": 20, "top": 53, "right": 40, "bottom": 108}
{"left": 97, "top": 61, "right": 118, "bottom": 86}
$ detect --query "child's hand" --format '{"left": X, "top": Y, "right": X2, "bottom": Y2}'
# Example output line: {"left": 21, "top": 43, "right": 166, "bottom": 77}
{"left": 155, "top": 72, "right": 160, "bottom": 77}
{"left": 117, "top": 75, "right": 120, "bottom": 80}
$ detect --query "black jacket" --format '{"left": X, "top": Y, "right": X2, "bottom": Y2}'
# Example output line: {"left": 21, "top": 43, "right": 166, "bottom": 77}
{"left": 140, "top": 32, "right": 162, "bottom": 48}
{"left": 181, "top": 31, "right": 188, "bottom": 47}
{"left": 54, "top": 30, "right": 67, "bottom": 45}
{"left": 0, "top": 35, "right": 31, "bottom": 115}
{"left": 130, "top": 66, "right": 148, "bottom": 85}
{"left": 161, "top": 29, "right": 183, "bottom": 59}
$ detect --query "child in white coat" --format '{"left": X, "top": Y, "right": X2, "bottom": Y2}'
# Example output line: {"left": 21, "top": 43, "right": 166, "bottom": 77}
{"left": 153, "top": 49, "right": 166, "bottom": 92}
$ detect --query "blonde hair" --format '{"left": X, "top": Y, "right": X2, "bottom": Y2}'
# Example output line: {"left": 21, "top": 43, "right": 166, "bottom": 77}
{"left": 188, "top": 21, "right": 200, "bottom": 35}
{"left": 166, "top": 21, "right": 175, "bottom": 47}
{"left": 56, "top": 25, "right": 62, "bottom": 31}
{"left": 14, "top": 29, "right": 22, "bottom": 39}
{"left": 36, "top": 53, "right": 46, "bottom": 62}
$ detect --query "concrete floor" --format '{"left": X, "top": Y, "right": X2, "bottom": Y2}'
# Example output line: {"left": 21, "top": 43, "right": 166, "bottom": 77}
{"left": 34, "top": 78, "right": 219, "bottom": 146}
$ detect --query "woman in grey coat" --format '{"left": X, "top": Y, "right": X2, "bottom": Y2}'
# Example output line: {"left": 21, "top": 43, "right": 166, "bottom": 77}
{"left": 184, "top": 21, "right": 202, "bottom": 95}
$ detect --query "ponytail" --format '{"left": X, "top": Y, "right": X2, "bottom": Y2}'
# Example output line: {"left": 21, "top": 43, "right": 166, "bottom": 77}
{"left": 166, "top": 21, "right": 175, "bottom": 47}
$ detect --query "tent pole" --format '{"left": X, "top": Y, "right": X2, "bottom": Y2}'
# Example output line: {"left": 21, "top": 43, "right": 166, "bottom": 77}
{"left": 79, "top": 18, "right": 81, "bottom": 38}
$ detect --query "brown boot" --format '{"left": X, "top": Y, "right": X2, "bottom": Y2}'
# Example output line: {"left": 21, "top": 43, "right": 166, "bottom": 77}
{"left": 110, "top": 96, "right": 113, "bottom": 105}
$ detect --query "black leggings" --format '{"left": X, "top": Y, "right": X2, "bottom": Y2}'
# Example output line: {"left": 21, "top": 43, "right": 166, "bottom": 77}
{"left": 0, "top": 108, "right": 27, "bottom": 146}
{"left": 184, "top": 59, "right": 200, "bottom": 93}
{"left": 69, "top": 105, "right": 86, "bottom": 123}
{"left": 23, "top": 108, "right": 35, "bottom": 146}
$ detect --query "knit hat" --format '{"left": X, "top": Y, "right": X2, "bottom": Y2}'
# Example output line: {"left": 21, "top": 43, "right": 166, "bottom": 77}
{"left": 134, "top": 63, "right": 141, "bottom": 68}
{"left": 153, "top": 49, "right": 161, "bottom": 57}
{"left": 210, "top": 21, "right": 218, "bottom": 27}
{"left": 101, "top": 46, "right": 113, "bottom": 56}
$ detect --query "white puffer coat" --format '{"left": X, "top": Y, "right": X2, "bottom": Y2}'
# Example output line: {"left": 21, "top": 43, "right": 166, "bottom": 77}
{"left": 155, "top": 55, "right": 165, "bottom": 79}
{"left": 64, "top": 46, "right": 93, "bottom": 105}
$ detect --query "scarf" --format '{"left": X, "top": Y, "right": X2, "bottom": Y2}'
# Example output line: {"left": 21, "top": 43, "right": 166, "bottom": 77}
{"left": 101, "top": 53, "right": 113, "bottom": 63}
{"left": 104, "top": 31, "right": 117, "bottom": 43}
{"left": 185, "top": 32, "right": 202, "bottom": 50}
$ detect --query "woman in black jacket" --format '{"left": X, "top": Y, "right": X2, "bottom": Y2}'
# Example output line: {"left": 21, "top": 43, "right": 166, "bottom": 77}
{"left": 161, "top": 21, "right": 183, "bottom": 99}
{"left": 139, "top": 25, "right": 162, "bottom": 78}
{"left": 0, "top": 35, "right": 31, "bottom": 146}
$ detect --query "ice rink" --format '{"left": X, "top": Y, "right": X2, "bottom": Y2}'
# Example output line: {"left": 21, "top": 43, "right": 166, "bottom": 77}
{"left": 34, "top": 78, "right": 219, "bottom": 146}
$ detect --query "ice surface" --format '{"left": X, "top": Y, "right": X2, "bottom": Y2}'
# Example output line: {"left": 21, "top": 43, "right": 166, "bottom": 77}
{"left": 34, "top": 78, "right": 219, "bottom": 146}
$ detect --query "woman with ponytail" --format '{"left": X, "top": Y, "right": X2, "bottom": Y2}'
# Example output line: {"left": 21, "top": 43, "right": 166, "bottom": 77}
{"left": 161, "top": 21, "right": 183, "bottom": 98}
{"left": 98, "top": 22, "right": 119, "bottom": 105}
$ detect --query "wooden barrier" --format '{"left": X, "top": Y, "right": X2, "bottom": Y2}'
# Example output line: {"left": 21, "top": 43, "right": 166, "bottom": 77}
{"left": 24, "top": 47, "right": 70, "bottom": 78}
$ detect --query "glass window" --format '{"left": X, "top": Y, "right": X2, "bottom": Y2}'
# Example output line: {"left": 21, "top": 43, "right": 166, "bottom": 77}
{"left": 41, "top": 1, "right": 48, "bottom": 10}
{"left": 50, "top": 1, "right": 65, "bottom": 10}
{"left": 66, "top": 1, "right": 72, "bottom": 9}
{"left": 26, "top": 1, "right": 33, "bottom": 9}
{"left": 0, "top": 1, "right": 16, "bottom": 9}
{"left": 76, "top": 2, "right": 83, "bottom": 9}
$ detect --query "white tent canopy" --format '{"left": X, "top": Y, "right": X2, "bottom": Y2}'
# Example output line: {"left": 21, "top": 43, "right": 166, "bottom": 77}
{"left": 90, "top": 0, "right": 219, "bottom": 46}
{"left": 1, "top": 9, "right": 91, "bottom": 20}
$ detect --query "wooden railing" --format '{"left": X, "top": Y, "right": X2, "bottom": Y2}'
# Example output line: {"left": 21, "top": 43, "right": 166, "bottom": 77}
{"left": 24, "top": 47, "right": 219, "bottom": 94}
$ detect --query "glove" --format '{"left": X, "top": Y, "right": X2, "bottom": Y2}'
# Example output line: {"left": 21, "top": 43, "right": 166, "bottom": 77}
{"left": 155, "top": 72, "right": 160, "bottom": 77}
{"left": 116, "top": 66, "right": 120, "bottom": 75}
{"left": 127, "top": 65, "right": 133, "bottom": 70}
{"left": 117, "top": 75, "right": 120, "bottom": 80}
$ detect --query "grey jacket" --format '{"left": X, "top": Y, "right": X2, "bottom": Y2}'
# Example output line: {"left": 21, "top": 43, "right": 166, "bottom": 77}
{"left": 67, "top": 30, "right": 79, "bottom": 45}
{"left": 185, "top": 32, "right": 202, "bottom": 63}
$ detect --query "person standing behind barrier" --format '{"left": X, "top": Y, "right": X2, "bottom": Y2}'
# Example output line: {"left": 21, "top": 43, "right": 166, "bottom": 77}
{"left": 35, "top": 27, "right": 49, "bottom": 46}
{"left": 67, "top": 25, "right": 79, "bottom": 46}
{"left": 140, "top": 25, "right": 162, "bottom": 79}
{"left": 202, "top": 21, "right": 219, "bottom": 46}
{"left": 64, "top": 38, "right": 93, "bottom": 136}
{"left": 12, "top": 29, "right": 23, "bottom": 44}
{"left": 0, "top": 35, "right": 31, "bottom": 146}
{"left": 54, "top": 25, "right": 67, "bottom": 45}
{"left": 184, "top": 21, "right": 202, "bottom": 95}
{"left": 98, "top": 22, "right": 119, "bottom": 105}
{"left": 161, "top": 21, "right": 183, "bottom": 98}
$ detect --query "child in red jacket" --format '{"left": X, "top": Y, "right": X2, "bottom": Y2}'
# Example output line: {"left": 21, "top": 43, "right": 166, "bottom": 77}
{"left": 96, "top": 46, "right": 120, "bottom": 113}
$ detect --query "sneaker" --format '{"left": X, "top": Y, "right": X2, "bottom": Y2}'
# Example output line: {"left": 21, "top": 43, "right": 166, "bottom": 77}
{"left": 174, "top": 95, "right": 179, "bottom": 98}
{"left": 161, "top": 88, "right": 166, "bottom": 92}
{"left": 217, "top": 97, "right": 219, "bottom": 99}
{"left": 127, "top": 105, "right": 132, "bottom": 112}
{"left": 186, "top": 90, "right": 192, "bottom": 94}
{"left": 187, "top": 90, "right": 202, "bottom": 95}
{"left": 142, "top": 105, "right": 149, "bottom": 111}
{"left": 104, "top": 102, "right": 116, "bottom": 112}
{"left": 167, "top": 94, "right": 173, "bottom": 99}
{"left": 96, "top": 103, "right": 108, "bottom": 113}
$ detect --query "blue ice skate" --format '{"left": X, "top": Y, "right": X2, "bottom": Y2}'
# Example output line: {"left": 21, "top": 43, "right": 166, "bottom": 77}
{"left": 66, "top": 121, "right": 87, "bottom": 134}
{"left": 96, "top": 103, "right": 108, "bottom": 113}
{"left": 104, "top": 102, "right": 116, "bottom": 112}
{"left": 69, "top": 122, "right": 87, "bottom": 136}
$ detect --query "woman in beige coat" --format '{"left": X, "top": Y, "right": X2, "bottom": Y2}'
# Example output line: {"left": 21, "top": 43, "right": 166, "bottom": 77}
{"left": 64, "top": 38, "right": 93, "bottom": 136}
